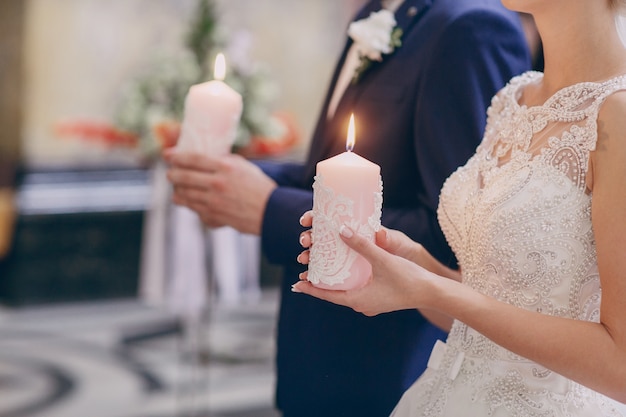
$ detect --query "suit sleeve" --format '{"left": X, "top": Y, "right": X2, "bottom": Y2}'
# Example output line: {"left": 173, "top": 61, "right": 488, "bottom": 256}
{"left": 384, "top": 10, "right": 530, "bottom": 266}
{"left": 256, "top": 160, "right": 312, "bottom": 266}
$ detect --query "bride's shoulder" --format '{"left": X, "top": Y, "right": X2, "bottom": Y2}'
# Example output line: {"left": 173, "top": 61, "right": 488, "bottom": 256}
{"left": 594, "top": 75, "right": 626, "bottom": 125}
{"left": 597, "top": 88, "right": 626, "bottom": 135}
{"left": 496, "top": 71, "right": 541, "bottom": 99}
{"left": 504, "top": 71, "right": 542, "bottom": 93}
{"left": 589, "top": 89, "right": 626, "bottom": 193}
{"left": 487, "top": 71, "right": 541, "bottom": 114}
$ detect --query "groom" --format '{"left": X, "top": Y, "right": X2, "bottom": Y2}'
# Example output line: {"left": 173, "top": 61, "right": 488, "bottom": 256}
{"left": 165, "top": 0, "right": 531, "bottom": 415}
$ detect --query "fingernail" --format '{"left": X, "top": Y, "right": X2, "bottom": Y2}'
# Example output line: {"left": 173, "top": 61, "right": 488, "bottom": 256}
{"left": 339, "top": 225, "right": 353, "bottom": 238}
{"left": 296, "top": 253, "right": 303, "bottom": 264}
{"left": 299, "top": 233, "right": 306, "bottom": 247}
{"left": 299, "top": 215, "right": 305, "bottom": 226}
{"left": 291, "top": 284, "right": 302, "bottom": 293}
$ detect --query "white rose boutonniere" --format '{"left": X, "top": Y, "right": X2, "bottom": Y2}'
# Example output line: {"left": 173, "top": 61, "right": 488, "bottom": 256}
{"left": 348, "top": 9, "right": 403, "bottom": 84}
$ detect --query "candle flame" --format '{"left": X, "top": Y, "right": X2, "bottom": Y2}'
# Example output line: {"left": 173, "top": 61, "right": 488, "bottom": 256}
{"left": 214, "top": 53, "right": 226, "bottom": 81}
{"left": 346, "top": 113, "right": 356, "bottom": 152}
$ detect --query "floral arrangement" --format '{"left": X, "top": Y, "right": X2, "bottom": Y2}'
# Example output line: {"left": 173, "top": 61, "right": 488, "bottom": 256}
{"left": 54, "top": 0, "right": 298, "bottom": 162}
{"left": 348, "top": 9, "right": 403, "bottom": 84}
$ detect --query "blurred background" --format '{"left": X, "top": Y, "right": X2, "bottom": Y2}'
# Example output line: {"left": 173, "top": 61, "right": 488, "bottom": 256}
{"left": 0, "top": 1, "right": 366, "bottom": 416}
{"left": 4, "top": 3, "right": 624, "bottom": 417}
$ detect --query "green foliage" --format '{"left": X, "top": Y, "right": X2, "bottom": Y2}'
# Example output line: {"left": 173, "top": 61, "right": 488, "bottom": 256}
{"left": 185, "top": 0, "right": 219, "bottom": 81}
{"left": 390, "top": 27, "right": 403, "bottom": 49}
{"left": 114, "top": 0, "right": 282, "bottom": 159}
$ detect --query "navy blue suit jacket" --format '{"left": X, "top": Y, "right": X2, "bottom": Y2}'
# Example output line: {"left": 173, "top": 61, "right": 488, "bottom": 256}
{"left": 259, "top": 1, "right": 530, "bottom": 416}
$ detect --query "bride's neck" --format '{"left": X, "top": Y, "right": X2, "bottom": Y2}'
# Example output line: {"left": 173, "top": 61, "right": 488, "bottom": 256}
{"left": 534, "top": 10, "right": 626, "bottom": 96}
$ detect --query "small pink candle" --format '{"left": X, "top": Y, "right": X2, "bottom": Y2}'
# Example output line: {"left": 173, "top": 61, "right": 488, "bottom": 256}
{"left": 308, "top": 114, "right": 383, "bottom": 290}
{"left": 177, "top": 53, "right": 243, "bottom": 156}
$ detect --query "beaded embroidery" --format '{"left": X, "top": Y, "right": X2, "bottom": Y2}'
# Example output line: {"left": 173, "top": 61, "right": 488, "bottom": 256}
{"left": 394, "top": 72, "right": 626, "bottom": 416}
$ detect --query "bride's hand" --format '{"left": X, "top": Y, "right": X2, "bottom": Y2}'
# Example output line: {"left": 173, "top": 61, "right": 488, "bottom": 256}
{"left": 292, "top": 224, "right": 436, "bottom": 316}
{"left": 296, "top": 211, "right": 314, "bottom": 266}
{"left": 296, "top": 210, "right": 425, "bottom": 266}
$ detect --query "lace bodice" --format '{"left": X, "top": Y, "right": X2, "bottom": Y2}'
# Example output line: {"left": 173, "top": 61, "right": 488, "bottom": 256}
{"left": 438, "top": 71, "right": 620, "bottom": 318}
{"left": 393, "top": 72, "right": 626, "bottom": 416}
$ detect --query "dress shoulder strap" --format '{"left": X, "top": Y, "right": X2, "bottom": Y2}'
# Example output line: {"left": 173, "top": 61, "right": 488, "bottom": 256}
{"left": 586, "top": 74, "right": 626, "bottom": 152}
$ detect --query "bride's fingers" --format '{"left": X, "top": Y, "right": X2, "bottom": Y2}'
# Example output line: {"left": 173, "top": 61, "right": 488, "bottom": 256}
{"left": 374, "top": 227, "right": 408, "bottom": 257}
{"left": 339, "top": 225, "right": 386, "bottom": 264}
{"left": 299, "top": 210, "right": 313, "bottom": 227}
{"left": 299, "top": 230, "right": 312, "bottom": 248}
{"left": 298, "top": 271, "right": 309, "bottom": 281}
{"left": 291, "top": 281, "right": 350, "bottom": 306}
{"left": 296, "top": 250, "right": 310, "bottom": 265}
{"left": 374, "top": 228, "right": 391, "bottom": 250}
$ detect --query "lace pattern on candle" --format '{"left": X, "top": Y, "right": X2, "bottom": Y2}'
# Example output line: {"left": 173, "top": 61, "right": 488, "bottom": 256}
{"left": 309, "top": 174, "right": 382, "bottom": 286}
{"left": 177, "top": 111, "right": 240, "bottom": 155}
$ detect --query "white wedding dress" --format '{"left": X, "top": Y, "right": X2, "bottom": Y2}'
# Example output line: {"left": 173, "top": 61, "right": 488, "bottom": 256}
{"left": 391, "top": 71, "right": 626, "bottom": 417}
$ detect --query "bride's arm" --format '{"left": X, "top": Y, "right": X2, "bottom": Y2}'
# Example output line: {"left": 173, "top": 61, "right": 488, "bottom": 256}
{"left": 293, "top": 94, "right": 626, "bottom": 402}
{"left": 363, "top": 226, "right": 462, "bottom": 331}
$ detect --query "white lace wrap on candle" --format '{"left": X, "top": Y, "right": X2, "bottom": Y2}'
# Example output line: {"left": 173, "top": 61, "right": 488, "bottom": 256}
{"left": 177, "top": 104, "right": 242, "bottom": 155}
{"left": 308, "top": 174, "right": 383, "bottom": 286}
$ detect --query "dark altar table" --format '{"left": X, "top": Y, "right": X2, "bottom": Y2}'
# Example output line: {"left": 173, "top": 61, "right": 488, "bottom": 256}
{"left": 0, "top": 168, "right": 150, "bottom": 307}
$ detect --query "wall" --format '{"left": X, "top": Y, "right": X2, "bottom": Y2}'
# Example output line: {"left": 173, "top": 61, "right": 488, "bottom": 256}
{"left": 0, "top": 0, "right": 25, "bottom": 180}
{"left": 22, "top": 0, "right": 198, "bottom": 167}
{"left": 21, "top": 0, "right": 365, "bottom": 167}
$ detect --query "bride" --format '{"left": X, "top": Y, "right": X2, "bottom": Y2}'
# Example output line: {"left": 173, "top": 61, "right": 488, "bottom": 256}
{"left": 293, "top": 0, "right": 626, "bottom": 415}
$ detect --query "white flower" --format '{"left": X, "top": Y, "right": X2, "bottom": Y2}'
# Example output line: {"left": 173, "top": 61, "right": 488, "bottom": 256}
{"left": 347, "top": 9, "right": 402, "bottom": 83}
{"left": 348, "top": 9, "right": 397, "bottom": 61}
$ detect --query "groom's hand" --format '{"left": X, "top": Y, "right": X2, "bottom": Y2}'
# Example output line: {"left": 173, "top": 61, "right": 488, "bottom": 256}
{"left": 164, "top": 149, "right": 277, "bottom": 235}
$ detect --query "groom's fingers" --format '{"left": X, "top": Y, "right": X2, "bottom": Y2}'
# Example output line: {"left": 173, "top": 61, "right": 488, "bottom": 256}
{"left": 165, "top": 149, "right": 222, "bottom": 172}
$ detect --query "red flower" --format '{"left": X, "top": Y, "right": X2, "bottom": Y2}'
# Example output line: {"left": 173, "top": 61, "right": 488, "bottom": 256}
{"left": 54, "top": 120, "right": 139, "bottom": 148}
{"left": 238, "top": 112, "right": 300, "bottom": 158}
{"left": 152, "top": 120, "right": 181, "bottom": 150}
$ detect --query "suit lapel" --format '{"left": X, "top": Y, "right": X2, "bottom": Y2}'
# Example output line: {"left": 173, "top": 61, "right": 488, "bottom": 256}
{"left": 395, "top": 0, "right": 432, "bottom": 34}
{"left": 332, "top": 0, "right": 433, "bottom": 115}
{"left": 304, "top": 1, "right": 382, "bottom": 177}
{"left": 350, "top": 0, "right": 433, "bottom": 86}
{"left": 304, "top": 0, "right": 434, "bottom": 182}
{"left": 318, "top": 1, "right": 383, "bottom": 118}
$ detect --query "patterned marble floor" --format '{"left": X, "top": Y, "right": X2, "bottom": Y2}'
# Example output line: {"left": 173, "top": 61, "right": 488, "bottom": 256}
{"left": 3, "top": 288, "right": 625, "bottom": 417}
{"left": 0, "top": 289, "right": 281, "bottom": 417}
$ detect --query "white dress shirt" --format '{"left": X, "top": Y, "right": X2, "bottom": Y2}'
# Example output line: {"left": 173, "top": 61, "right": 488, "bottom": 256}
{"left": 327, "top": 0, "right": 404, "bottom": 119}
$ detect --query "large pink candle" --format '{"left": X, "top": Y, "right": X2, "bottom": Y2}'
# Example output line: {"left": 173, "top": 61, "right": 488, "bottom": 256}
{"left": 308, "top": 114, "right": 383, "bottom": 290}
{"left": 177, "top": 53, "right": 243, "bottom": 155}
